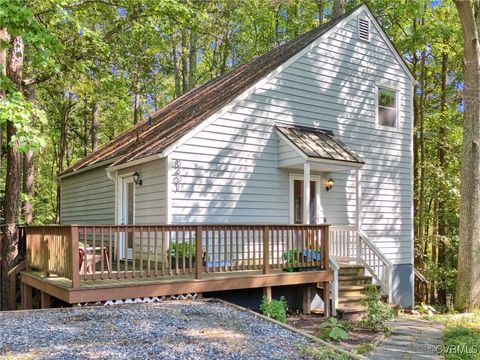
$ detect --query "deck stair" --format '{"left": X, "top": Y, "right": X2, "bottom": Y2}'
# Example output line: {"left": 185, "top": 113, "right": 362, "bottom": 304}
{"left": 319, "top": 261, "right": 384, "bottom": 320}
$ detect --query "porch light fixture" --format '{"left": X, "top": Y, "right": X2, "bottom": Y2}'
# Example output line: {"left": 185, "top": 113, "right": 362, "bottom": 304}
{"left": 326, "top": 178, "right": 334, "bottom": 191}
{"left": 133, "top": 171, "right": 143, "bottom": 186}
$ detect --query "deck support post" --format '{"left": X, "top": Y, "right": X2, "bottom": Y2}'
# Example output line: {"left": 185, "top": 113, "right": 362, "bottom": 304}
{"left": 263, "top": 286, "right": 272, "bottom": 301}
{"left": 21, "top": 282, "right": 32, "bottom": 310}
{"left": 302, "top": 284, "right": 315, "bottom": 314}
{"left": 40, "top": 291, "right": 51, "bottom": 309}
{"left": 303, "top": 162, "right": 311, "bottom": 224}
{"left": 195, "top": 225, "right": 203, "bottom": 279}
{"left": 322, "top": 281, "right": 331, "bottom": 317}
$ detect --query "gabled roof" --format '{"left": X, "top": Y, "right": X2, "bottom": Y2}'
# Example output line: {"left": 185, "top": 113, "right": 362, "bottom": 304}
{"left": 276, "top": 125, "right": 364, "bottom": 165}
{"left": 60, "top": 4, "right": 411, "bottom": 177}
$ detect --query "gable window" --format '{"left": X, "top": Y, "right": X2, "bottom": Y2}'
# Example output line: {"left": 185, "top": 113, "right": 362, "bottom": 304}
{"left": 377, "top": 87, "right": 397, "bottom": 128}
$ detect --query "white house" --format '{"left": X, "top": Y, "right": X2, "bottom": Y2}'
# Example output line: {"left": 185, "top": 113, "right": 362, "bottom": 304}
{"left": 59, "top": 5, "right": 414, "bottom": 308}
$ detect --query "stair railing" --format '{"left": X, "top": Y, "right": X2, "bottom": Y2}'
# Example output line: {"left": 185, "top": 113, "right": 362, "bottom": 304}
{"left": 330, "top": 225, "right": 393, "bottom": 303}
{"left": 414, "top": 268, "right": 430, "bottom": 304}
{"left": 329, "top": 257, "right": 339, "bottom": 316}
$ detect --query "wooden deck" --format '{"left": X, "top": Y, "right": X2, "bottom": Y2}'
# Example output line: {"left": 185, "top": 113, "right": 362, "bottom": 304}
{"left": 21, "top": 224, "right": 332, "bottom": 313}
{"left": 22, "top": 268, "right": 333, "bottom": 304}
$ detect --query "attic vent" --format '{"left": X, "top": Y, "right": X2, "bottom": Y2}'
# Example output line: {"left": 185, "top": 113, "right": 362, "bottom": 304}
{"left": 358, "top": 18, "right": 370, "bottom": 41}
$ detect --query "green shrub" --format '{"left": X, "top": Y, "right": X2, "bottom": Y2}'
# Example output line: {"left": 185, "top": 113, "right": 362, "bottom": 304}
{"left": 259, "top": 296, "right": 288, "bottom": 323}
{"left": 360, "top": 284, "right": 395, "bottom": 332}
{"left": 318, "top": 317, "right": 349, "bottom": 341}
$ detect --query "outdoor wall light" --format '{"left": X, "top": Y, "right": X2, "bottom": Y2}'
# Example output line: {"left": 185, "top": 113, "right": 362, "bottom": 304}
{"left": 133, "top": 171, "right": 143, "bottom": 186}
{"left": 326, "top": 178, "right": 335, "bottom": 191}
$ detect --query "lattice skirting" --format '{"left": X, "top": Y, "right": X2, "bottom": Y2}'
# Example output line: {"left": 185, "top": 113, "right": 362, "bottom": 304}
{"left": 75, "top": 293, "right": 199, "bottom": 307}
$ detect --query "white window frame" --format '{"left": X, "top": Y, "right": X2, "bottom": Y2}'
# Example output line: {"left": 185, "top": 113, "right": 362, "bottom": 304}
{"left": 289, "top": 174, "right": 322, "bottom": 224}
{"left": 375, "top": 84, "right": 400, "bottom": 130}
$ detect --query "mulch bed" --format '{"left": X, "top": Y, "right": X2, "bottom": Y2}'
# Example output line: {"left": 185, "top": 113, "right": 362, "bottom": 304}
{"left": 287, "top": 312, "right": 382, "bottom": 352}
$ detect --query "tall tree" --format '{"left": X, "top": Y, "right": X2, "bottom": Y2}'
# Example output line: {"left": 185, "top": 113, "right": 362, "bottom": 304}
{"left": 332, "top": 0, "right": 345, "bottom": 18}
{"left": 454, "top": 0, "right": 480, "bottom": 311}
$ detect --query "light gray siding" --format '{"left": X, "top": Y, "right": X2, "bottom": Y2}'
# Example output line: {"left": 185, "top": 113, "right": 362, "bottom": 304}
{"left": 170, "top": 9, "right": 413, "bottom": 265}
{"left": 60, "top": 166, "right": 115, "bottom": 224}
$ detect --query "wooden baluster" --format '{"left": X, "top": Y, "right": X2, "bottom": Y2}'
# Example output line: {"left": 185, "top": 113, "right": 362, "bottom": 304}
{"left": 263, "top": 226, "right": 269, "bottom": 274}
{"left": 195, "top": 225, "right": 203, "bottom": 279}
{"left": 189, "top": 227, "right": 193, "bottom": 275}
{"left": 100, "top": 227, "right": 105, "bottom": 280}
{"left": 124, "top": 226, "right": 128, "bottom": 278}
{"left": 229, "top": 226, "right": 233, "bottom": 272}
{"left": 154, "top": 226, "right": 158, "bottom": 277}
{"left": 139, "top": 226, "right": 143, "bottom": 277}
{"left": 182, "top": 226, "right": 186, "bottom": 274}
{"left": 235, "top": 226, "right": 239, "bottom": 271}
{"left": 116, "top": 226, "right": 120, "bottom": 279}
{"left": 224, "top": 226, "right": 228, "bottom": 272}
{"left": 146, "top": 226, "right": 151, "bottom": 277}
{"left": 205, "top": 226, "right": 210, "bottom": 273}
{"left": 162, "top": 226, "right": 166, "bottom": 276}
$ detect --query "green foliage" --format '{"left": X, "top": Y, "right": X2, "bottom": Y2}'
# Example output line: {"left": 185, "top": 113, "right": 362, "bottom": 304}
{"left": 295, "top": 342, "right": 351, "bottom": 360}
{"left": 0, "top": 92, "right": 47, "bottom": 153}
{"left": 259, "top": 296, "right": 288, "bottom": 323}
{"left": 283, "top": 249, "right": 300, "bottom": 270}
{"left": 318, "top": 317, "right": 349, "bottom": 342}
{"left": 169, "top": 241, "right": 195, "bottom": 259}
{"left": 360, "top": 285, "right": 395, "bottom": 332}
{"left": 443, "top": 327, "right": 480, "bottom": 360}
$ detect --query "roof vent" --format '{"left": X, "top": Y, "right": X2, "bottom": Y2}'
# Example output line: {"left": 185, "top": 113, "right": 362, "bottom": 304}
{"left": 358, "top": 18, "right": 370, "bottom": 41}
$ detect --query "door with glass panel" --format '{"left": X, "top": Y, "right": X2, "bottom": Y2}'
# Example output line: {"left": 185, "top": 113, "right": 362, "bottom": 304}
{"left": 119, "top": 177, "right": 134, "bottom": 259}
{"left": 291, "top": 177, "right": 319, "bottom": 224}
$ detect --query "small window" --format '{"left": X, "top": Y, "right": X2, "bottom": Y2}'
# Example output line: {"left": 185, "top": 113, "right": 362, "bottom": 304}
{"left": 377, "top": 87, "right": 397, "bottom": 128}
{"left": 358, "top": 18, "right": 370, "bottom": 41}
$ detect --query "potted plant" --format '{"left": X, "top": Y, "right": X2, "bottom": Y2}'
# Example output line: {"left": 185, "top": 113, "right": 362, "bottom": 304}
{"left": 283, "top": 249, "right": 301, "bottom": 272}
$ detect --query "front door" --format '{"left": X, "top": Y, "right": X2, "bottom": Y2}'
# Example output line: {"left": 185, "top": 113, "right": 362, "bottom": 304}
{"left": 291, "top": 177, "right": 320, "bottom": 224}
{"left": 119, "top": 177, "right": 134, "bottom": 259}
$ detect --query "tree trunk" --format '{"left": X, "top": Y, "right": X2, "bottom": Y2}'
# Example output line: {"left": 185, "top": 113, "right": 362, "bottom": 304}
{"left": 91, "top": 101, "right": 98, "bottom": 151}
{"left": 55, "top": 96, "right": 71, "bottom": 224}
{"left": 454, "top": 0, "right": 480, "bottom": 311}
{"left": 332, "top": 0, "right": 345, "bottom": 18}
{"left": 188, "top": 30, "right": 197, "bottom": 90}
{"left": 317, "top": 0, "right": 325, "bottom": 25}
{"left": 133, "top": 92, "right": 140, "bottom": 125}
{"left": 437, "top": 49, "right": 448, "bottom": 306}
{"left": 22, "top": 85, "right": 35, "bottom": 225}
{"left": 172, "top": 45, "right": 181, "bottom": 98}
{"left": 181, "top": 29, "right": 189, "bottom": 93}
{"left": 1, "top": 35, "right": 24, "bottom": 311}
{"left": 83, "top": 98, "right": 88, "bottom": 157}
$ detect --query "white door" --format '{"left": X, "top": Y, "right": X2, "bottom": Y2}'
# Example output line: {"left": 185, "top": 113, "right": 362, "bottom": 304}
{"left": 119, "top": 177, "right": 134, "bottom": 259}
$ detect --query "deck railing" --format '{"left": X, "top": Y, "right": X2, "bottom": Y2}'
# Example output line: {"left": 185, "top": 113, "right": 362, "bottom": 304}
{"left": 25, "top": 224, "right": 330, "bottom": 288}
{"left": 330, "top": 225, "right": 392, "bottom": 302}
{"left": 414, "top": 268, "right": 430, "bottom": 304}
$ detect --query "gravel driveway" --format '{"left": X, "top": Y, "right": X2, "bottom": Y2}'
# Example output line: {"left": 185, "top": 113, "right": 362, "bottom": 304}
{"left": 0, "top": 300, "right": 322, "bottom": 359}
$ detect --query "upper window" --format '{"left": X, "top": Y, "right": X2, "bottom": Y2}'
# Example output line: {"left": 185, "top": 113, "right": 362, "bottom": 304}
{"left": 377, "top": 87, "right": 397, "bottom": 128}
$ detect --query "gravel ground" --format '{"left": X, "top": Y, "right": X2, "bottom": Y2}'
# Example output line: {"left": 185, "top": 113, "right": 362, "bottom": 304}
{"left": 0, "top": 300, "right": 321, "bottom": 360}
